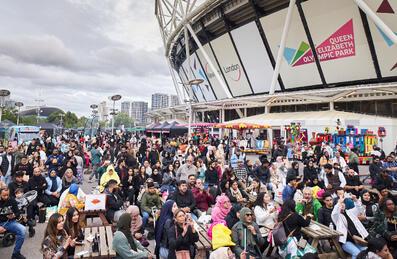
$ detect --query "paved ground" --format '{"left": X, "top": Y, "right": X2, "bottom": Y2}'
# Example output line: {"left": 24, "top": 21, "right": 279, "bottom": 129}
{"left": 1, "top": 165, "right": 370, "bottom": 258}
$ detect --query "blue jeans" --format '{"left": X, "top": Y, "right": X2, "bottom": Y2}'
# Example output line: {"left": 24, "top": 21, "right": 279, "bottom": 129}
{"left": 0, "top": 220, "right": 26, "bottom": 255}
{"left": 142, "top": 211, "right": 150, "bottom": 229}
{"left": 342, "top": 241, "right": 366, "bottom": 259}
{"left": 1, "top": 175, "right": 12, "bottom": 185}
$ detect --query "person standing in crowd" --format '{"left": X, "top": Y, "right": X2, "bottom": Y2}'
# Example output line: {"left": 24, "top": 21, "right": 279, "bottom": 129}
{"left": 1, "top": 146, "right": 16, "bottom": 185}
{"left": 88, "top": 143, "right": 102, "bottom": 182}
{"left": 0, "top": 187, "right": 26, "bottom": 259}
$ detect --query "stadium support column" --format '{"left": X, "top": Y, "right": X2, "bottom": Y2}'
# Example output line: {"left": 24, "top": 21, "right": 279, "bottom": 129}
{"left": 167, "top": 59, "right": 184, "bottom": 104}
{"left": 269, "top": 0, "right": 296, "bottom": 95}
{"left": 354, "top": 0, "right": 397, "bottom": 45}
{"left": 186, "top": 23, "right": 232, "bottom": 99}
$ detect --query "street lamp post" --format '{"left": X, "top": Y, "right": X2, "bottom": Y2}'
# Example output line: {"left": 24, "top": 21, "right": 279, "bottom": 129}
{"left": 0, "top": 89, "right": 11, "bottom": 123}
{"left": 110, "top": 95, "right": 122, "bottom": 135}
{"left": 186, "top": 79, "right": 203, "bottom": 139}
{"left": 15, "top": 101, "right": 24, "bottom": 126}
{"left": 90, "top": 104, "right": 98, "bottom": 137}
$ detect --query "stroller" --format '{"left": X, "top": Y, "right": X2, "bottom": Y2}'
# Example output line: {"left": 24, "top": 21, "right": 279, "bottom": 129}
{"left": 15, "top": 190, "right": 37, "bottom": 237}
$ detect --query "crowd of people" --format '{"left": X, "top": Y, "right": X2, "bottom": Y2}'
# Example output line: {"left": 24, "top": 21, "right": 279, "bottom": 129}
{"left": 0, "top": 131, "right": 397, "bottom": 259}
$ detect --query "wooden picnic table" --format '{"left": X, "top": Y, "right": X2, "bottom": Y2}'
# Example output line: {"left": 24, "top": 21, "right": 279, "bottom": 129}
{"left": 301, "top": 221, "right": 346, "bottom": 259}
{"left": 194, "top": 221, "right": 212, "bottom": 259}
{"left": 74, "top": 226, "right": 116, "bottom": 259}
{"left": 80, "top": 210, "right": 109, "bottom": 227}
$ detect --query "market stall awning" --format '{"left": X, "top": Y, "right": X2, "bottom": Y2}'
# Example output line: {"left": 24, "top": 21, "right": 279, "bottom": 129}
{"left": 215, "top": 122, "right": 271, "bottom": 130}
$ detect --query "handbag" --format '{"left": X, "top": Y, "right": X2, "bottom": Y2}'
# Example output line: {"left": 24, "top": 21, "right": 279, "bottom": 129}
{"left": 175, "top": 226, "right": 191, "bottom": 259}
{"left": 272, "top": 213, "right": 296, "bottom": 246}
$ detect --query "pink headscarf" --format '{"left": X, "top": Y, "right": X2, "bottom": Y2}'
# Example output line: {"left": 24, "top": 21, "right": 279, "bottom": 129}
{"left": 211, "top": 195, "right": 231, "bottom": 223}
{"left": 126, "top": 205, "right": 143, "bottom": 234}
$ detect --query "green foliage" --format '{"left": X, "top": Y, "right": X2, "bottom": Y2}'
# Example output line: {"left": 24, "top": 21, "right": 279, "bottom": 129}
{"left": 113, "top": 112, "right": 134, "bottom": 127}
{"left": 1, "top": 108, "right": 17, "bottom": 123}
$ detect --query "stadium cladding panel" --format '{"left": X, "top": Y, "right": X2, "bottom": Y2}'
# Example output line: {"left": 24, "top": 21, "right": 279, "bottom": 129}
{"left": 164, "top": 0, "right": 397, "bottom": 117}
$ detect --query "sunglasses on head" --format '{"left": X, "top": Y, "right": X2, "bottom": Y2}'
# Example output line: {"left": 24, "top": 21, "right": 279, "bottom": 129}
{"left": 245, "top": 213, "right": 253, "bottom": 216}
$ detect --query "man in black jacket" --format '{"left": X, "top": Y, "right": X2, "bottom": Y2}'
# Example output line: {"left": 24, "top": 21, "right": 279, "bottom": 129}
{"left": 318, "top": 192, "right": 334, "bottom": 228}
{"left": 169, "top": 180, "right": 197, "bottom": 220}
{"left": 14, "top": 156, "right": 33, "bottom": 178}
{"left": 1, "top": 146, "right": 16, "bottom": 185}
{"left": 254, "top": 159, "right": 270, "bottom": 185}
{"left": 28, "top": 167, "right": 48, "bottom": 205}
{"left": 0, "top": 187, "right": 26, "bottom": 259}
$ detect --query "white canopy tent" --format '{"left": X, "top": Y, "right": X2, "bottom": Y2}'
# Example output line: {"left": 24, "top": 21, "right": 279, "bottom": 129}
{"left": 224, "top": 110, "right": 397, "bottom": 153}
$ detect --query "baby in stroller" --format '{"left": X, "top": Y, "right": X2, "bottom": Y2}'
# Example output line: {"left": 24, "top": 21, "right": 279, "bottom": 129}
{"left": 14, "top": 188, "right": 36, "bottom": 237}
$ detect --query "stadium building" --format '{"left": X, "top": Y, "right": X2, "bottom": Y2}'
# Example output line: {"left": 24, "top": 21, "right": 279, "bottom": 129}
{"left": 152, "top": 0, "right": 397, "bottom": 151}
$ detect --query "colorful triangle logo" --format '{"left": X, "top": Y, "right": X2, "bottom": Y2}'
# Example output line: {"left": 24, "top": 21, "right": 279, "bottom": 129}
{"left": 283, "top": 47, "right": 297, "bottom": 65}
{"left": 377, "top": 0, "right": 395, "bottom": 14}
{"left": 291, "top": 41, "right": 311, "bottom": 65}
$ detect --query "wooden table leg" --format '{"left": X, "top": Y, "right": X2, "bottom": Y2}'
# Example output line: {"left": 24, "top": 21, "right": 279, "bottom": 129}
{"left": 99, "top": 212, "right": 109, "bottom": 225}
{"left": 311, "top": 238, "right": 319, "bottom": 250}
{"left": 332, "top": 238, "right": 347, "bottom": 259}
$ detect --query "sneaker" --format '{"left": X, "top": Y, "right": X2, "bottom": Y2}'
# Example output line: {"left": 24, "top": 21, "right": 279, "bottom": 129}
{"left": 11, "top": 252, "right": 26, "bottom": 259}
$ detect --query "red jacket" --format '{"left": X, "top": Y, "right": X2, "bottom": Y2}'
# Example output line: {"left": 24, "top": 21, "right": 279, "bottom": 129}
{"left": 192, "top": 187, "right": 213, "bottom": 212}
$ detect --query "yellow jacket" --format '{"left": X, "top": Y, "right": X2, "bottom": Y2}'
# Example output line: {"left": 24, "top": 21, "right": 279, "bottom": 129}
{"left": 99, "top": 165, "right": 120, "bottom": 192}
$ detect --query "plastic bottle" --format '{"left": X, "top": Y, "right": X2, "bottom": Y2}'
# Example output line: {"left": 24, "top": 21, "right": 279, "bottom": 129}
{"left": 329, "top": 222, "right": 334, "bottom": 230}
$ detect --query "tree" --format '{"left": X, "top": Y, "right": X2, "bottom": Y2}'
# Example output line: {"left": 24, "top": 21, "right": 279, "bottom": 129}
{"left": 77, "top": 116, "right": 88, "bottom": 128}
{"left": 47, "top": 111, "right": 65, "bottom": 125}
{"left": 113, "top": 112, "right": 134, "bottom": 128}
{"left": 1, "top": 108, "right": 17, "bottom": 123}
{"left": 63, "top": 111, "right": 79, "bottom": 128}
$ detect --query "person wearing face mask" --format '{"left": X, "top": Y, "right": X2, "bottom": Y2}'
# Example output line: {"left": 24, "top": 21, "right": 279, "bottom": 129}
{"left": 45, "top": 169, "right": 62, "bottom": 207}
{"left": 0, "top": 187, "right": 26, "bottom": 259}
{"left": 1, "top": 146, "right": 16, "bottom": 185}
{"left": 105, "top": 179, "right": 124, "bottom": 223}
{"left": 231, "top": 208, "right": 264, "bottom": 259}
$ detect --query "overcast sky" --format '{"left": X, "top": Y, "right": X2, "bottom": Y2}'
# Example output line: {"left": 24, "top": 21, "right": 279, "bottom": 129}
{"left": 0, "top": 0, "right": 175, "bottom": 116}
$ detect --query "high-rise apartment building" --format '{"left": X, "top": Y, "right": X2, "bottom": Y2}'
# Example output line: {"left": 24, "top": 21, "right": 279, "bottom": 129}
{"left": 98, "top": 101, "right": 108, "bottom": 121}
{"left": 131, "top": 101, "right": 148, "bottom": 125}
{"left": 120, "top": 101, "right": 131, "bottom": 116}
{"left": 151, "top": 93, "right": 169, "bottom": 110}
{"left": 170, "top": 95, "right": 180, "bottom": 107}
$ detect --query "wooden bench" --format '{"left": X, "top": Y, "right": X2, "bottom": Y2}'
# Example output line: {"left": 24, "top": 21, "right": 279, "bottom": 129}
{"left": 74, "top": 226, "right": 116, "bottom": 258}
{"left": 301, "top": 221, "right": 346, "bottom": 259}
{"left": 194, "top": 222, "right": 212, "bottom": 259}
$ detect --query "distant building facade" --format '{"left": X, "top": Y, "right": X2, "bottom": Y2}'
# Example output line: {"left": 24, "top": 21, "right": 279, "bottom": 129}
{"left": 131, "top": 101, "right": 148, "bottom": 125}
{"left": 98, "top": 101, "right": 108, "bottom": 121}
{"left": 151, "top": 93, "right": 169, "bottom": 110}
{"left": 170, "top": 95, "right": 180, "bottom": 107}
{"left": 120, "top": 101, "right": 131, "bottom": 116}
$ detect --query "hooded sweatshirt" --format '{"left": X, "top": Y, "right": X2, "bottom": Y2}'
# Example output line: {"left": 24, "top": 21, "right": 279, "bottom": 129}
{"left": 99, "top": 165, "right": 120, "bottom": 192}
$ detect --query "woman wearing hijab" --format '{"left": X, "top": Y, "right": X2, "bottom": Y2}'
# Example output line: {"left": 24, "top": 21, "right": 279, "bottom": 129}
{"left": 112, "top": 213, "right": 150, "bottom": 259}
{"left": 212, "top": 194, "right": 232, "bottom": 223}
{"left": 99, "top": 164, "right": 120, "bottom": 193}
{"left": 357, "top": 190, "right": 379, "bottom": 229}
{"left": 209, "top": 247, "right": 235, "bottom": 259}
{"left": 58, "top": 183, "right": 85, "bottom": 215}
{"left": 231, "top": 208, "right": 264, "bottom": 259}
{"left": 155, "top": 200, "right": 178, "bottom": 259}
{"left": 126, "top": 205, "right": 149, "bottom": 247}
{"left": 225, "top": 180, "right": 248, "bottom": 205}
{"left": 45, "top": 169, "right": 63, "bottom": 206}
